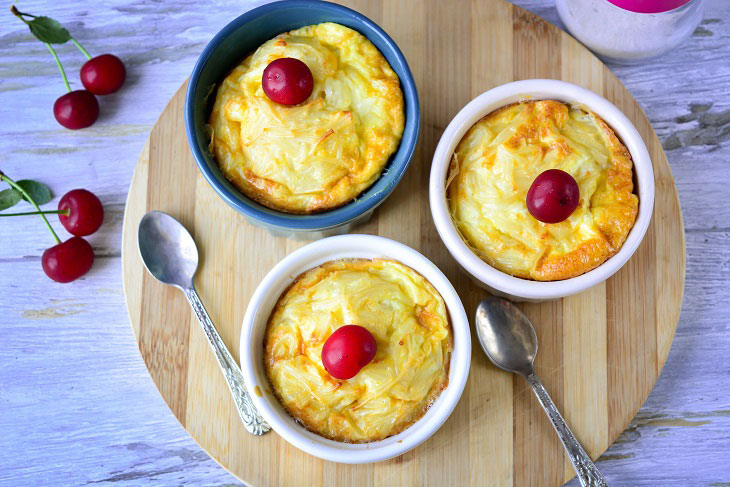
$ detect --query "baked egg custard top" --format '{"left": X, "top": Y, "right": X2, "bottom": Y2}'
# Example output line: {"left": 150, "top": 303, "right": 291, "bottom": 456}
{"left": 208, "top": 23, "right": 405, "bottom": 213}
{"left": 447, "top": 100, "right": 639, "bottom": 281}
{"left": 264, "top": 259, "right": 451, "bottom": 443}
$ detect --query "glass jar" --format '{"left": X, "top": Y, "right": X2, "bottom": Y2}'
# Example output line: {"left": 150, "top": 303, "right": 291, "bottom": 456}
{"left": 556, "top": 0, "right": 705, "bottom": 64}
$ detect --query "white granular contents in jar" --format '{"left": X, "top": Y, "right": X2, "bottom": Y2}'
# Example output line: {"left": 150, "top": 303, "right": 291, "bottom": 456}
{"left": 556, "top": 0, "right": 702, "bottom": 62}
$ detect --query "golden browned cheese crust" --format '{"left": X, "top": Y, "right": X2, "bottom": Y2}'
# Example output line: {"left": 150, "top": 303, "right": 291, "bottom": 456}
{"left": 264, "top": 259, "right": 451, "bottom": 443}
{"left": 208, "top": 23, "right": 405, "bottom": 214}
{"left": 447, "top": 100, "right": 639, "bottom": 281}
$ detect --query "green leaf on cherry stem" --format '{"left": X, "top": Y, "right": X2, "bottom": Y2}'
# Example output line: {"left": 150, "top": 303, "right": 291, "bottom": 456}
{"left": 16, "top": 179, "right": 53, "bottom": 205}
{"left": 28, "top": 16, "right": 71, "bottom": 45}
{"left": 0, "top": 188, "right": 22, "bottom": 211}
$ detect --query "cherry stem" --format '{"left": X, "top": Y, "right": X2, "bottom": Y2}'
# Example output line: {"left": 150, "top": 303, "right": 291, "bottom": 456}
{"left": 45, "top": 43, "right": 71, "bottom": 92}
{"left": 11, "top": 6, "right": 72, "bottom": 92}
{"left": 70, "top": 38, "right": 92, "bottom": 60}
{"left": 0, "top": 209, "right": 69, "bottom": 217}
{"left": 0, "top": 173, "right": 61, "bottom": 245}
{"left": 10, "top": 6, "right": 35, "bottom": 18}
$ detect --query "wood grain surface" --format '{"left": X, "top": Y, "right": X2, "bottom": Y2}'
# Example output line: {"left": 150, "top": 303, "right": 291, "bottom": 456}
{"left": 119, "top": 1, "right": 685, "bottom": 485}
{"left": 2, "top": 1, "right": 729, "bottom": 486}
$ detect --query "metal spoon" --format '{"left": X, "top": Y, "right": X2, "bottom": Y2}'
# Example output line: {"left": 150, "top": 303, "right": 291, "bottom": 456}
{"left": 475, "top": 296, "right": 608, "bottom": 486}
{"left": 138, "top": 211, "right": 270, "bottom": 435}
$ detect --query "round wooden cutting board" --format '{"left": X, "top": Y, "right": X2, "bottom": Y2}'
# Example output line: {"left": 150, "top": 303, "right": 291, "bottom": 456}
{"left": 121, "top": 1, "right": 685, "bottom": 485}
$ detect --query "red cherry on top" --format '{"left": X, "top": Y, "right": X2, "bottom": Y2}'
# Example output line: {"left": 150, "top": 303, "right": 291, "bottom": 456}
{"left": 526, "top": 169, "right": 580, "bottom": 224}
{"left": 53, "top": 90, "right": 99, "bottom": 130}
{"left": 262, "top": 57, "right": 314, "bottom": 105}
{"left": 80, "top": 54, "right": 126, "bottom": 95}
{"left": 321, "top": 325, "right": 377, "bottom": 380}
{"left": 42, "top": 236, "right": 94, "bottom": 283}
{"left": 58, "top": 189, "right": 104, "bottom": 236}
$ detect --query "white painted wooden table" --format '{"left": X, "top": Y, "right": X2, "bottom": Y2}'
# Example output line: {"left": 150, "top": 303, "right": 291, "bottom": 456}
{"left": 1, "top": 1, "right": 728, "bottom": 485}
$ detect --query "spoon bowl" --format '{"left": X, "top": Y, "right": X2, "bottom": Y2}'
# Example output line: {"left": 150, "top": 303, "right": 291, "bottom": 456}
{"left": 475, "top": 296, "right": 537, "bottom": 376}
{"left": 138, "top": 211, "right": 198, "bottom": 289}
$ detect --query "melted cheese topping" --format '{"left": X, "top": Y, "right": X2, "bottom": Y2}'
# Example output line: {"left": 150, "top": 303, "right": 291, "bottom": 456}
{"left": 447, "top": 100, "right": 638, "bottom": 281}
{"left": 209, "top": 23, "right": 405, "bottom": 213}
{"left": 264, "top": 259, "right": 451, "bottom": 443}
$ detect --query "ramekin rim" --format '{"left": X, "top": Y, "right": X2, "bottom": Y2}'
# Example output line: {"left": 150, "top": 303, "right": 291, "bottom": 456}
{"left": 239, "top": 234, "right": 471, "bottom": 463}
{"left": 184, "top": 0, "right": 420, "bottom": 231}
{"left": 429, "top": 79, "right": 655, "bottom": 300}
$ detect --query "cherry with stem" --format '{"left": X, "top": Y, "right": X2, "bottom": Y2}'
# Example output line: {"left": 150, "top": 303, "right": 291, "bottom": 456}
{"left": 12, "top": 7, "right": 125, "bottom": 96}
{"left": 0, "top": 171, "right": 95, "bottom": 283}
{"left": 11, "top": 6, "right": 99, "bottom": 129}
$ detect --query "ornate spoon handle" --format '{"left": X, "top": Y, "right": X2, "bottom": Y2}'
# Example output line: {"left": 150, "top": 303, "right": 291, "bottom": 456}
{"left": 185, "top": 287, "right": 270, "bottom": 435}
{"left": 526, "top": 371, "right": 608, "bottom": 487}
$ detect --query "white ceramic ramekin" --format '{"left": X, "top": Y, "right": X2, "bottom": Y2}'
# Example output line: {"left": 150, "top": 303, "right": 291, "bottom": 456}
{"left": 429, "top": 79, "right": 655, "bottom": 301}
{"left": 239, "top": 234, "right": 471, "bottom": 463}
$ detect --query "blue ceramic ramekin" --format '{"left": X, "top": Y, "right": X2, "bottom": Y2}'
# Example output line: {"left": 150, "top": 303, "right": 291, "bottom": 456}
{"left": 185, "top": 0, "right": 420, "bottom": 240}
